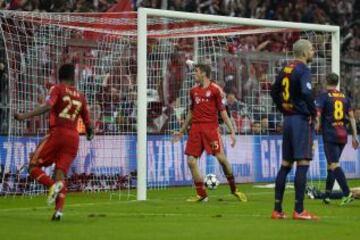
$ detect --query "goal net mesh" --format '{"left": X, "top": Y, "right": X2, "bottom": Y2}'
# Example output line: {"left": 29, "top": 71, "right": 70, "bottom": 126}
{"left": 0, "top": 11, "right": 332, "bottom": 196}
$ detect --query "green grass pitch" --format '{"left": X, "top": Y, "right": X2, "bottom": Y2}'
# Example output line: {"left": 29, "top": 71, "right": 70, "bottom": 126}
{"left": 0, "top": 180, "right": 359, "bottom": 240}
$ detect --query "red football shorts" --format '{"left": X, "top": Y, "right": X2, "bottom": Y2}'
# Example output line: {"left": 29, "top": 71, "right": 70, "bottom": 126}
{"left": 185, "top": 123, "right": 224, "bottom": 157}
{"left": 30, "top": 128, "right": 79, "bottom": 174}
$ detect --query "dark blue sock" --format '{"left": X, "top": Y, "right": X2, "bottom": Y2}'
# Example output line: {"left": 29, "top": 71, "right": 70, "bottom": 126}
{"left": 333, "top": 167, "right": 350, "bottom": 196}
{"left": 329, "top": 191, "right": 344, "bottom": 199}
{"left": 294, "top": 165, "right": 309, "bottom": 213}
{"left": 274, "top": 166, "right": 291, "bottom": 212}
{"left": 325, "top": 169, "right": 335, "bottom": 198}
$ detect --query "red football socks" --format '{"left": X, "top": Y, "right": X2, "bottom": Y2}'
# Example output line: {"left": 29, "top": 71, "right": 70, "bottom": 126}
{"left": 226, "top": 175, "right": 237, "bottom": 193}
{"left": 55, "top": 182, "right": 67, "bottom": 211}
{"left": 30, "top": 168, "right": 54, "bottom": 188}
{"left": 194, "top": 181, "right": 207, "bottom": 197}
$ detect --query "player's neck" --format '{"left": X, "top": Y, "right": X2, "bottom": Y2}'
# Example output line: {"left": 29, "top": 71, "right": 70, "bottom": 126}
{"left": 326, "top": 86, "right": 337, "bottom": 91}
{"left": 60, "top": 80, "right": 74, "bottom": 86}
{"left": 200, "top": 78, "right": 211, "bottom": 88}
{"left": 295, "top": 57, "right": 307, "bottom": 64}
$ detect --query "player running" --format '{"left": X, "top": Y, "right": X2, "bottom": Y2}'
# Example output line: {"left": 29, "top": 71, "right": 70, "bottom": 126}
{"left": 15, "top": 63, "right": 93, "bottom": 221}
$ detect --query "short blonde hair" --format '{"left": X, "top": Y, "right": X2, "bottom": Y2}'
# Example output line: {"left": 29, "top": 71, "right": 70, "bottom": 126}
{"left": 293, "top": 39, "right": 312, "bottom": 58}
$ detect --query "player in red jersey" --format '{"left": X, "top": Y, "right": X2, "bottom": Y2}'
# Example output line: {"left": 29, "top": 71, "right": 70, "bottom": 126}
{"left": 173, "top": 63, "right": 247, "bottom": 202}
{"left": 15, "top": 64, "right": 93, "bottom": 221}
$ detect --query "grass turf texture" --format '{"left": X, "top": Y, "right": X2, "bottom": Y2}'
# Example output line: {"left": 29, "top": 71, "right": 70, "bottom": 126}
{"left": 0, "top": 180, "right": 359, "bottom": 240}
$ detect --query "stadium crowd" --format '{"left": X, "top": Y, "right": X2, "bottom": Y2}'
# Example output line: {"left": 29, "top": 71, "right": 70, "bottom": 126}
{"left": 0, "top": 0, "right": 359, "bottom": 135}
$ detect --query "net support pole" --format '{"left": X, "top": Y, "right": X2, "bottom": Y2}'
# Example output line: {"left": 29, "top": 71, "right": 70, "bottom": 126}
{"left": 331, "top": 28, "right": 340, "bottom": 89}
{"left": 137, "top": 8, "right": 147, "bottom": 201}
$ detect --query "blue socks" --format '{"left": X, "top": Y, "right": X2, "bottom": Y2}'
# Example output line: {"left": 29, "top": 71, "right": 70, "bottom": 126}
{"left": 294, "top": 165, "right": 309, "bottom": 213}
{"left": 333, "top": 167, "right": 350, "bottom": 196}
{"left": 325, "top": 169, "right": 335, "bottom": 198}
{"left": 274, "top": 166, "right": 291, "bottom": 212}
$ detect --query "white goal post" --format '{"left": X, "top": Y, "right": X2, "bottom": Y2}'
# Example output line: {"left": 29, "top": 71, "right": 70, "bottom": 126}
{"left": 136, "top": 8, "right": 340, "bottom": 200}
{"left": 0, "top": 9, "right": 343, "bottom": 199}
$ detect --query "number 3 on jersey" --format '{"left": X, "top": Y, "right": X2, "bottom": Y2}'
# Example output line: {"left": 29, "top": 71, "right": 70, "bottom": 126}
{"left": 334, "top": 100, "right": 344, "bottom": 121}
{"left": 59, "top": 96, "right": 82, "bottom": 121}
{"left": 282, "top": 77, "right": 290, "bottom": 101}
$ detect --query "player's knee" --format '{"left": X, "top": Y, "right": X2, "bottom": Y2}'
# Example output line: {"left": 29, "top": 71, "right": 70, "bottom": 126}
{"left": 55, "top": 168, "right": 67, "bottom": 181}
{"left": 328, "top": 163, "right": 338, "bottom": 171}
{"left": 187, "top": 157, "right": 197, "bottom": 169}
{"left": 281, "top": 161, "right": 293, "bottom": 168}
{"left": 215, "top": 153, "right": 227, "bottom": 164}
{"left": 297, "top": 160, "right": 310, "bottom": 166}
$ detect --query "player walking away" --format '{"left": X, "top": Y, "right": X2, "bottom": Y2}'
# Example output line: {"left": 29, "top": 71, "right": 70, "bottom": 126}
{"left": 270, "top": 39, "right": 319, "bottom": 220}
{"left": 315, "top": 73, "right": 359, "bottom": 205}
{"left": 172, "top": 63, "right": 247, "bottom": 203}
{"left": 14, "top": 64, "right": 93, "bottom": 221}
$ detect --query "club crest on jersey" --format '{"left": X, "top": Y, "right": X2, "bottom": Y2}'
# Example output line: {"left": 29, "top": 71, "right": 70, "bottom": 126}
{"left": 195, "top": 97, "right": 201, "bottom": 104}
{"left": 206, "top": 90, "right": 211, "bottom": 97}
{"left": 306, "top": 82, "right": 312, "bottom": 90}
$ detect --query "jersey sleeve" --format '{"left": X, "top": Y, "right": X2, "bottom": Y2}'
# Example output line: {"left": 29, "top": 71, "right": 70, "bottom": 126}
{"left": 299, "top": 67, "right": 316, "bottom": 116}
{"left": 80, "top": 96, "right": 91, "bottom": 128}
{"left": 45, "top": 85, "right": 60, "bottom": 107}
{"left": 215, "top": 87, "right": 225, "bottom": 112}
{"left": 189, "top": 89, "right": 194, "bottom": 111}
{"left": 315, "top": 94, "right": 326, "bottom": 113}
{"left": 346, "top": 97, "right": 352, "bottom": 114}
{"left": 270, "top": 71, "right": 283, "bottom": 112}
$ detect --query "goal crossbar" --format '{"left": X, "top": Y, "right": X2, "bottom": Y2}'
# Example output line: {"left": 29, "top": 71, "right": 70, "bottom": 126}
{"left": 136, "top": 7, "right": 340, "bottom": 201}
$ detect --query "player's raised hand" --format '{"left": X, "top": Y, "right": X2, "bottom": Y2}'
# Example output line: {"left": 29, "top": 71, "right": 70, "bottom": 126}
{"left": 230, "top": 132, "right": 236, "bottom": 148}
{"left": 14, "top": 113, "right": 26, "bottom": 121}
{"left": 352, "top": 136, "right": 359, "bottom": 149}
{"left": 172, "top": 131, "right": 183, "bottom": 143}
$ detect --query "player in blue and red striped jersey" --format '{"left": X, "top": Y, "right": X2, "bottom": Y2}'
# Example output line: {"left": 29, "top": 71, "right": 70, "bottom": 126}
{"left": 172, "top": 63, "right": 247, "bottom": 203}
{"left": 15, "top": 63, "right": 93, "bottom": 221}
{"left": 271, "top": 39, "right": 319, "bottom": 220}
{"left": 315, "top": 73, "right": 359, "bottom": 205}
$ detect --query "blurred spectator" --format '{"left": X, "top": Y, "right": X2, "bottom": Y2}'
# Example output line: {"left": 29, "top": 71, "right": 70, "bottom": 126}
{"left": 251, "top": 121, "right": 261, "bottom": 134}
{"left": 0, "top": 0, "right": 359, "bottom": 136}
{"left": 355, "top": 107, "right": 360, "bottom": 134}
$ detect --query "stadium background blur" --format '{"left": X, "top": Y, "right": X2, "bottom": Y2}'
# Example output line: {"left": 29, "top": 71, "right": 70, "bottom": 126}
{"left": 0, "top": 1, "right": 359, "bottom": 191}
{"left": 0, "top": 0, "right": 359, "bottom": 137}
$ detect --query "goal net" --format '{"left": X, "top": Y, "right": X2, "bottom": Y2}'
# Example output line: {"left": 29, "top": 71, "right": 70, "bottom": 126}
{"left": 0, "top": 9, "right": 342, "bottom": 199}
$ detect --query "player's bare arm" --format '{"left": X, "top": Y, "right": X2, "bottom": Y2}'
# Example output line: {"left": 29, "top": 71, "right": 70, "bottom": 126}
{"left": 220, "top": 110, "right": 236, "bottom": 147}
{"left": 14, "top": 103, "right": 52, "bottom": 121}
{"left": 348, "top": 110, "right": 359, "bottom": 149}
{"left": 315, "top": 111, "right": 321, "bottom": 132}
{"left": 172, "top": 110, "right": 192, "bottom": 143}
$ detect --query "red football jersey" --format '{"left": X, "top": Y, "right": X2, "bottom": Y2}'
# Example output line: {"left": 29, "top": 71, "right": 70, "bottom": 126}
{"left": 46, "top": 83, "right": 91, "bottom": 131}
{"left": 190, "top": 82, "right": 225, "bottom": 124}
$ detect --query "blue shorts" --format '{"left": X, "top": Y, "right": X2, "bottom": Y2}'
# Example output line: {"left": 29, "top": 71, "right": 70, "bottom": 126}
{"left": 282, "top": 115, "right": 314, "bottom": 161}
{"left": 323, "top": 142, "right": 345, "bottom": 164}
